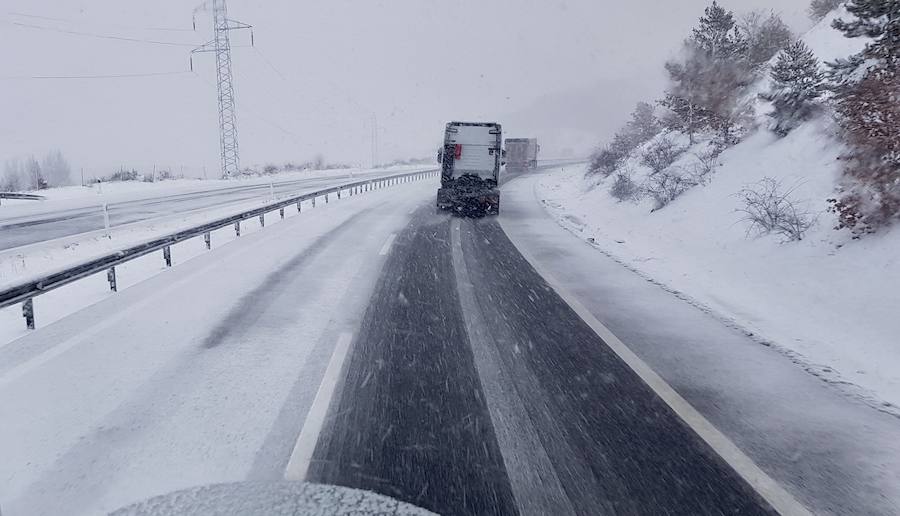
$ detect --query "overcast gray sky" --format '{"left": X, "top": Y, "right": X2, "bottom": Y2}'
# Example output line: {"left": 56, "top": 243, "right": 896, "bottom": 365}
{"left": 0, "top": 0, "right": 814, "bottom": 178}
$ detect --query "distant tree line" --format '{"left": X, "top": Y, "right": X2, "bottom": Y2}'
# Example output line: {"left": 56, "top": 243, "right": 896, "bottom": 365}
{"left": 1, "top": 150, "right": 72, "bottom": 192}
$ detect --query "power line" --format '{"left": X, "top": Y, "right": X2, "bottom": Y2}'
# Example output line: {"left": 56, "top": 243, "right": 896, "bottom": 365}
{"left": 0, "top": 71, "right": 192, "bottom": 81}
{"left": 6, "top": 11, "right": 195, "bottom": 32}
{"left": 2, "top": 19, "right": 199, "bottom": 47}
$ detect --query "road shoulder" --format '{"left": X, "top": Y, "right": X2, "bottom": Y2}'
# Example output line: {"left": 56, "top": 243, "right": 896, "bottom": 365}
{"left": 499, "top": 172, "right": 900, "bottom": 515}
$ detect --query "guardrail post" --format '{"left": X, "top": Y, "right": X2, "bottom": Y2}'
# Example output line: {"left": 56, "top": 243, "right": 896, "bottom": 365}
{"left": 312, "top": 197, "right": 316, "bottom": 208}
{"left": 107, "top": 267, "right": 118, "bottom": 292}
{"left": 337, "top": 190, "right": 341, "bottom": 200}
{"left": 23, "top": 298, "right": 35, "bottom": 330}
{"left": 297, "top": 201, "right": 302, "bottom": 213}
{"left": 325, "top": 193, "right": 329, "bottom": 204}
{"left": 204, "top": 232, "right": 211, "bottom": 250}
{"left": 235, "top": 221, "right": 241, "bottom": 237}
{"left": 163, "top": 246, "right": 172, "bottom": 267}
{"left": 259, "top": 213, "right": 265, "bottom": 227}
{"left": 279, "top": 207, "right": 285, "bottom": 220}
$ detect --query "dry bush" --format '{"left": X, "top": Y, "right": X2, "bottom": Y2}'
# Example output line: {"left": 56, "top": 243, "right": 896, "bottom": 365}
{"left": 737, "top": 178, "right": 815, "bottom": 241}
{"left": 641, "top": 136, "right": 687, "bottom": 175}
{"left": 610, "top": 171, "right": 641, "bottom": 202}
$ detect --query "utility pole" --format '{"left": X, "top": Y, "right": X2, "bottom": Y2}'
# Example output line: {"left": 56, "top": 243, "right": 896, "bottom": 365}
{"left": 192, "top": 0, "right": 253, "bottom": 179}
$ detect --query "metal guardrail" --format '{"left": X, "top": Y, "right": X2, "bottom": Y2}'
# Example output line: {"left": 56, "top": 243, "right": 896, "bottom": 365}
{"left": 1, "top": 168, "right": 439, "bottom": 329}
{"left": 0, "top": 192, "right": 46, "bottom": 204}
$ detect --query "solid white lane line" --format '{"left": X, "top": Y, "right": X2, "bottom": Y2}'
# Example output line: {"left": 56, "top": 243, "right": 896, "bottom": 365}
{"left": 505, "top": 230, "right": 812, "bottom": 516}
{"left": 378, "top": 233, "right": 397, "bottom": 256}
{"left": 284, "top": 332, "right": 353, "bottom": 481}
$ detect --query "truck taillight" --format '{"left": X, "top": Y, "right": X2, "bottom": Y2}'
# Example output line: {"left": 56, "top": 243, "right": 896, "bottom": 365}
{"left": 454, "top": 144, "right": 463, "bottom": 159}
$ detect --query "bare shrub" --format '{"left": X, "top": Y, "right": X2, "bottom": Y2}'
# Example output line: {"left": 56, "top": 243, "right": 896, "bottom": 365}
{"left": 640, "top": 137, "right": 686, "bottom": 175}
{"left": 609, "top": 171, "right": 641, "bottom": 202}
{"left": 737, "top": 178, "right": 815, "bottom": 241}
{"left": 587, "top": 147, "right": 623, "bottom": 178}
{"left": 688, "top": 148, "right": 722, "bottom": 186}
{"left": 644, "top": 168, "right": 699, "bottom": 210}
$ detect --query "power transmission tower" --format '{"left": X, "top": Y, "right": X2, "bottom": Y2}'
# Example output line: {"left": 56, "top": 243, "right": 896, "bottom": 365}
{"left": 191, "top": 0, "right": 253, "bottom": 178}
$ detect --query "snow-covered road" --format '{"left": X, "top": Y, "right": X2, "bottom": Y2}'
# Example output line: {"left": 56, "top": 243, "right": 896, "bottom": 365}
{"left": 0, "top": 181, "right": 432, "bottom": 515}
{"left": 0, "top": 168, "right": 896, "bottom": 515}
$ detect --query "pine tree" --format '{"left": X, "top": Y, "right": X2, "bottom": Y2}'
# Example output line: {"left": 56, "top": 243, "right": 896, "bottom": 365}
{"left": 766, "top": 41, "right": 825, "bottom": 136}
{"left": 692, "top": 1, "right": 748, "bottom": 59}
{"left": 808, "top": 0, "right": 843, "bottom": 21}
{"left": 827, "top": 0, "right": 900, "bottom": 232}
{"left": 626, "top": 102, "right": 662, "bottom": 142}
{"left": 663, "top": 2, "right": 752, "bottom": 145}
{"left": 741, "top": 11, "right": 794, "bottom": 69}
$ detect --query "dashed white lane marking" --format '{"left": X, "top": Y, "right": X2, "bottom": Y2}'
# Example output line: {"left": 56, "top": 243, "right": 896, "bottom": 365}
{"left": 284, "top": 332, "right": 353, "bottom": 481}
{"left": 378, "top": 233, "right": 397, "bottom": 256}
{"left": 505, "top": 227, "right": 812, "bottom": 516}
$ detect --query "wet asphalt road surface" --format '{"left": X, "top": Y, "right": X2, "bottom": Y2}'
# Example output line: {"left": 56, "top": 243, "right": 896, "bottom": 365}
{"left": 0, "top": 172, "right": 391, "bottom": 250}
{"left": 307, "top": 207, "right": 775, "bottom": 516}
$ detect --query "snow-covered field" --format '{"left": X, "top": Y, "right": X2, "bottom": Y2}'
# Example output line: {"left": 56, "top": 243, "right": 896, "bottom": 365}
{"left": 535, "top": 7, "right": 900, "bottom": 413}
{"left": 0, "top": 164, "right": 427, "bottom": 219}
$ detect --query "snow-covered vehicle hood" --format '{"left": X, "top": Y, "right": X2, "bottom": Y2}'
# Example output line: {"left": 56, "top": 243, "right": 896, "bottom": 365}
{"left": 109, "top": 482, "right": 437, "bottom": 516}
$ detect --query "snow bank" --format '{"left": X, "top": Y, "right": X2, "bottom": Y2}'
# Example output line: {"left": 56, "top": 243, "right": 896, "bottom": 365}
{"left": 537, "top": 10, "right": 900, "bottom": 412}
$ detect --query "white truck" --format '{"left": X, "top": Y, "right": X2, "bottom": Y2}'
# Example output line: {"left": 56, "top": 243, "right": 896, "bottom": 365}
{"left": 504, "top": 138, "right": 540, "bottom": 171}
{"left": 436, "top": 121, "right": 502, "bottom": 215}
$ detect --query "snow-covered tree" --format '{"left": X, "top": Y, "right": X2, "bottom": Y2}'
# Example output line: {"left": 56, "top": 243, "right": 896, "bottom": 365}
{"left": 25, "top": 156, "right": 44, "bottom": 190}
{"left": 765, "top": 41, "right": 825, "bottom": 136}
{"left": 1, "top": 158, "right": 25, "bottom": 192}
{"left": 809, "top": 0, "right": 843, "bottom": 21}
{"left": 692, "top": 1, "right": 748, "bottom": 59}
{"left": 41, "top": 150, "right": 72, "bottom": 187}
{"left": 663, "top": 2, "right": 753, "bottom": 144}
{"left": 740, "top": 11, "right": 794, "bottom": 69}
{"left": 625, "top": 102, "right": 662, "bottom": 142}
{"left": 827, "top": 0, "right": 900, "bottom": 233}
{"left": 588, "top": 102, "right": 662, "bottom": 177}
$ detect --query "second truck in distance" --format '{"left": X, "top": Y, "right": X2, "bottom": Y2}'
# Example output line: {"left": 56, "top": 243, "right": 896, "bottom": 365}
{"left": 504, "top": 138, "right": 540, "bottom": 171}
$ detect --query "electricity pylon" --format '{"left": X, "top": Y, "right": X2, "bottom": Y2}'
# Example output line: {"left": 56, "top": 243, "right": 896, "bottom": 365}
{"left": 192, "top": 0, "right": 253, "bottom": 178}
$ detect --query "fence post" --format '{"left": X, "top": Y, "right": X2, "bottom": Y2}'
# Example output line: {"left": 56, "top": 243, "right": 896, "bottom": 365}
{"left": 163, "top": 246, "right": 172, "bottom": 267}
{"left": 23, "top": 298, "right": 35, "bottom": 330}
{"left": 204, "top": 232, "right": 211, "bottom": 250}
{"left": 259, "top": 213, "right": 265, "bottom": 227}
{"left": 107, "top": 267, "right": 117, "bottom": 292}
{"left": 280, "top": 207, "right": 285, "bottom": 220}
{"left": 235, "top": 221, "right": 241, "bottom": 237}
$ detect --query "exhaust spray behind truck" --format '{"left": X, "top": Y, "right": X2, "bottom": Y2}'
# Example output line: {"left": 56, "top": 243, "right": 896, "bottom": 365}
{"left": 436, "top": 121, "right": 502, "bottom": 216}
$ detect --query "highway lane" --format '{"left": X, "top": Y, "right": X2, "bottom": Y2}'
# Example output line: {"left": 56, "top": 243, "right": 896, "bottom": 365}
{"left": 0, "top": 182, "right": 435, "bottom": 516}
{"left": 307, "top": 207, "right": 775, "bottom": 516}
{"left": 0, "top": 170, "right": 413, "bottom": 251}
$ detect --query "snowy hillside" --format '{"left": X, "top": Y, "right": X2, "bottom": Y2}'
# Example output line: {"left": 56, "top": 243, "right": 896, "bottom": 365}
{"left": 538, "top": 7, "right": 900, "bottom": 412}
